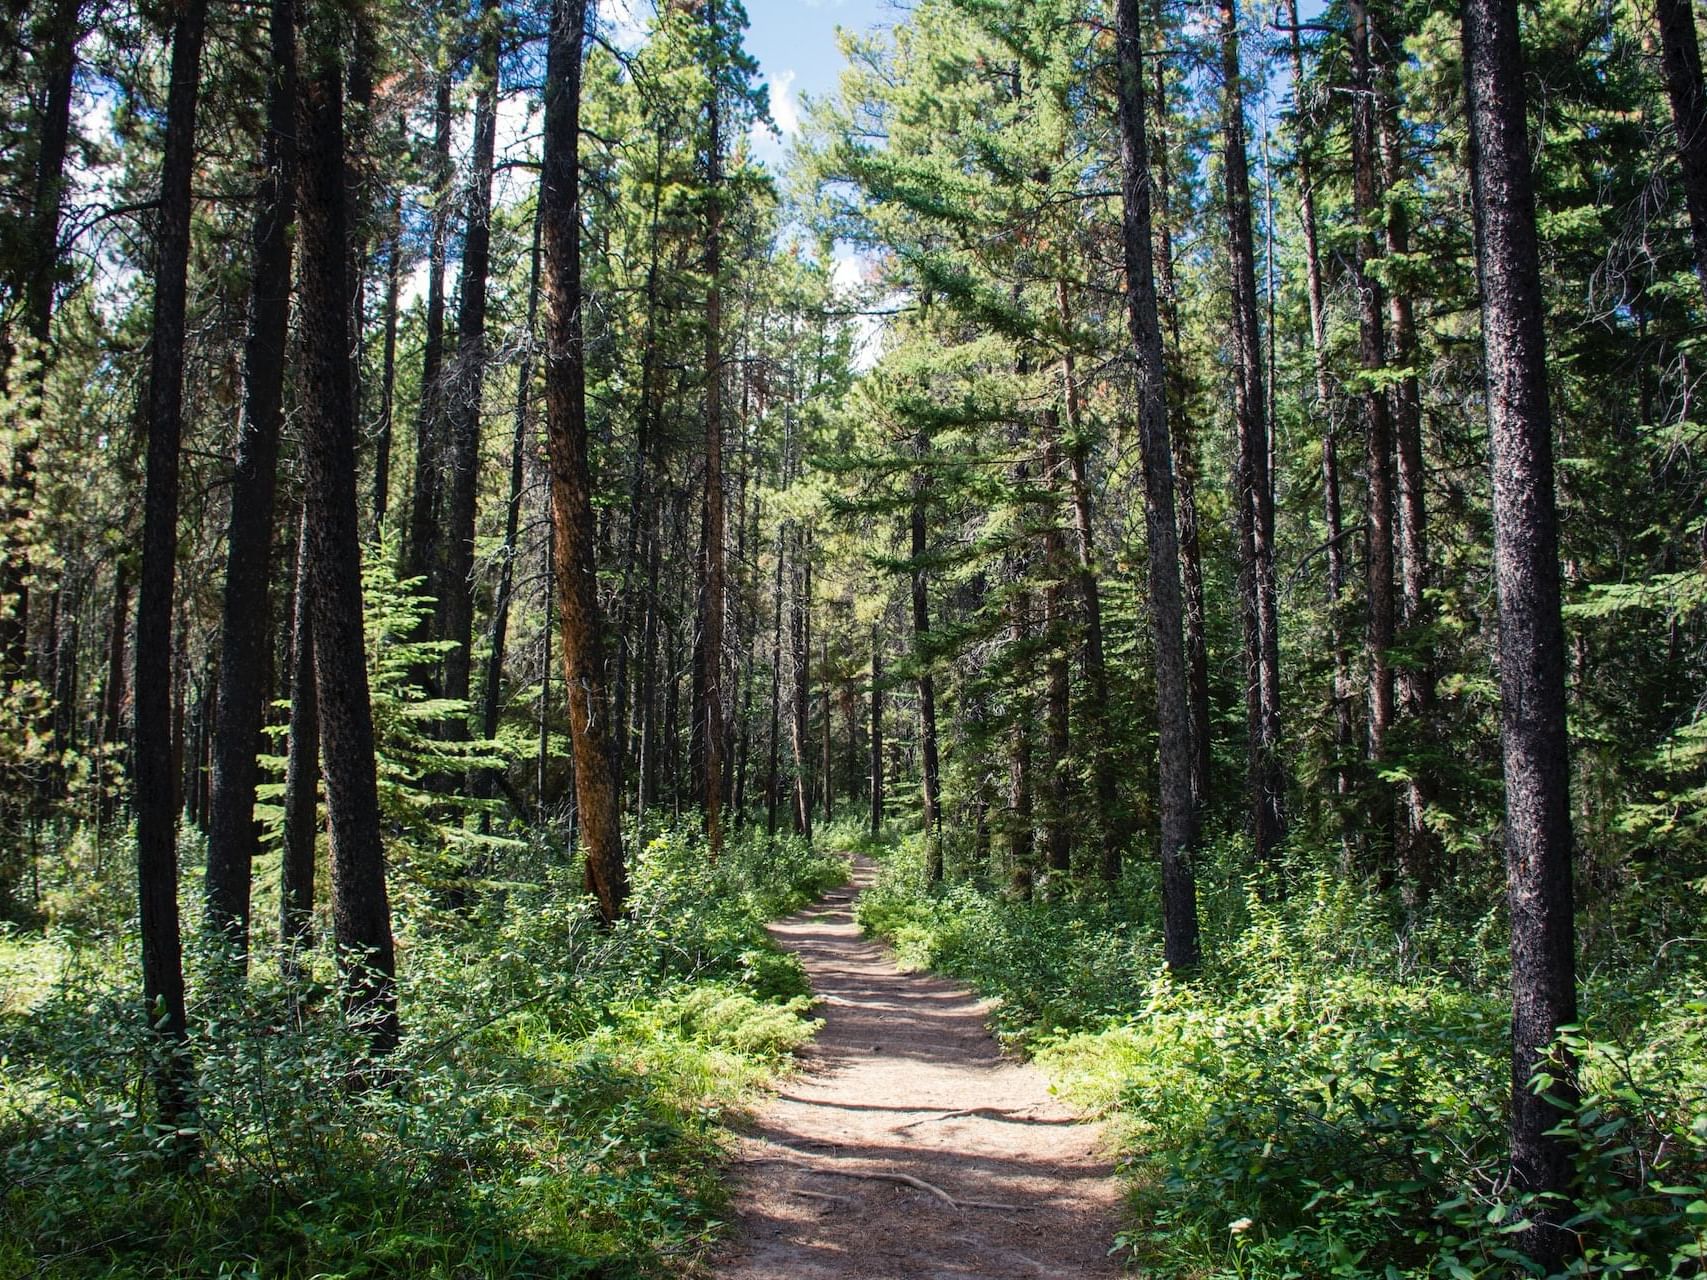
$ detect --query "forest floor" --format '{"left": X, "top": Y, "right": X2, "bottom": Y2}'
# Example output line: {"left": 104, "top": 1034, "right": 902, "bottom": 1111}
{"left": 712, "top": 856, "right": 1125, "bottom": 1278}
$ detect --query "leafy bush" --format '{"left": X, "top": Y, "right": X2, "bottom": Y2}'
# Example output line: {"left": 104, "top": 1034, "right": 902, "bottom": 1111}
{"left": 855, "top": 839, "right": 1707, "bottom": 1278}
{"left": 0, "top": 824, "right": 848, "bottom": 1278}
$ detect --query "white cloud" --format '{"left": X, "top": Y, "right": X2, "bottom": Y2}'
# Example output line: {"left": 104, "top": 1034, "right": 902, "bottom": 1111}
{"left": 769, "top": 69, "right": 800, "bottom": 135}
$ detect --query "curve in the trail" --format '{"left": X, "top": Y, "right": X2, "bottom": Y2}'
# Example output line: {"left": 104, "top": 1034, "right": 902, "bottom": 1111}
{"left": 714, "top": 857, "right": 1124, "bottom": 1279}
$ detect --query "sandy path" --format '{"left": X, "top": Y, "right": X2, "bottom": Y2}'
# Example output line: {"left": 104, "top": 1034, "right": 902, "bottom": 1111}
{"left": 713, "top": 857, "right": 1124, "bottom": 1278}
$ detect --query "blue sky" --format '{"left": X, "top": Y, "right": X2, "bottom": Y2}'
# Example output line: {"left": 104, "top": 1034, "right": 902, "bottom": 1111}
{"left": 737, "top": 0, "right": 897, "bottom": 163}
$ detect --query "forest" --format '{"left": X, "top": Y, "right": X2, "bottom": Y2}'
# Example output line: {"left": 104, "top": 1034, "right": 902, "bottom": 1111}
{"left": 2, "top": 0, "right": 1705, "bottom": 1273}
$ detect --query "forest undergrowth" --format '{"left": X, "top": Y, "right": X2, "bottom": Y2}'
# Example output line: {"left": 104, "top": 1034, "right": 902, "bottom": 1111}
{"left": 0, "top": 826, "right": 847, "bottom": 1279}
{"left": 856, "top": 831, "right": 1707, "bottom": 1279}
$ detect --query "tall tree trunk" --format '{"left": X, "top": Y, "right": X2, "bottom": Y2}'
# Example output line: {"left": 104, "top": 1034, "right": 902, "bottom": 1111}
{"left": 1219, "top": 0, "right": 1285, "bottom": 871}
{"left": 1658, "top": 0, "right": 1707, "bottom": 304}
{"left": 701, "top": 59, "right": 726, "bottom": 858}
{"left": 280, "top": 511, "right": 318, "bottom": 975}
{"left": 1040, "top": 432, "right": 1071, "bottom": 877}
{"left": 1115, "top": 0, "right": 1199, "bottom": 970}
{"left": 869, "top": 624, "right": 883, "bottom": 838}
{"left": 480, "top": 209, "right": 544, "bottom": 771}
{"left": 370, "top": 192, "right": 402, "bottom": 537}
{"left": 1008, "top": 534, "right": 1035, "bottom": 898}
{"left": 820, "top": 633, "right": 833, "bottom": 822}
{"left": 910, "top": 441, "right": 943, "bottom": 879}
{"left": 296, "top": 25, "right": 398, "bottom": 1058}
{"left": 1351, "top": 0, "right": 1398, "bottom": 875}
{"left": 1378, "top": 57, "right": 1438, "bottom": 906}
{"left": 439, "top": 0, "right": 500, "bottom": 731}
{"left": 1285, "top": 0, "right": 1353, "bottom": 839}
{"left": 1148, "top": 26, "right": 1211, "bottom": 814}
{"left": 636, "top": 521, "right": 661, "bottom": 818}
{"left": 766, "top": 519, "right": 785, "bottom": 835}
{"left": 99, "top": 561, "right": 131, "bottom": 828}
{"left": 1, "top": 0, "right": 81, "bottom": 684}
{"left": 542, "top": 0, "right": 626, "bottom": 922}
{"left": 405, "top": 72, "right": 453, "bottom": 591}
{"left": 790, "top": 542, "right": 813, "bottom": 838}
{"left": 205, "top": 0, "right": 298, "bottom": 950}
{"left": 134, "top": 0, "right": 208, "bottom": 1121}
{"left": 1057, "top": 284, "right": 1124, "bottom": 880}
{"left": 1463, "top": 0, "right": 1579, "bottom": 1263}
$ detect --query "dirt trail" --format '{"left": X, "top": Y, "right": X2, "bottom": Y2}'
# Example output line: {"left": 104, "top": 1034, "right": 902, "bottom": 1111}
{"left": 714, "top": 857, "right": 1124, "bottom": 1278}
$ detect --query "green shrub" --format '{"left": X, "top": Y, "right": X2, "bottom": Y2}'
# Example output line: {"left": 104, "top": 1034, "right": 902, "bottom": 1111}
{"left": 0, "top": 822, "right": 846, "bottom": 1278}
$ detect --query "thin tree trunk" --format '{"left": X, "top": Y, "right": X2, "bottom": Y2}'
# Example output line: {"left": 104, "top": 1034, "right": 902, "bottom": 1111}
{"left": 1351, "top": 0, "right": 1398, "bottom": 875}
{"left": 480, "top": 208, "right": 544, "bottom": 767}
{"left": 1115, "top": 0, "right": 1199, "bottom": 970}
{"left": 297, "top": 27, "right": 398, "bottom": 1058}
{"left": 280, "top": 511, "right": 318, "bottom": 974}
{"left": 1219, "top": 0, "right": 1285, "bottom": 870}
{"left": 542, "top": 0, "right": 626, "bottom": 922}
{"left": 1658, "top": 0, "right": 1707, "bottom": 304}
{"left": 766, "top": 519, "right": 785, "bottom": 835}
{"left": 1057, "top": 283, "right": 1124, "bottom": 880}
{"left": 405, "top": 72, "right": 453, "bottom": 591}
{"left": 1, "top": 0, "right": 81, "bottom": 683}
{"left": 1463, "top": 0, "right": 1579, "bottom": 1263}
{"left": 820, "top": 633, "right": 833, "bottom": 822}
{"left": 439, "top": 0, "right": 500, "bottom": 734}
{"left": 1008, "top": 533, "right": 1035, "bottom": 898}
{"left": 205, "top": 0, "right": 297, "bottom": 950}
{"left": 1379, "top": 63, "right": 1438, "bottom": 905}
{"left": 1040, "top": 431, "right": 1071, "bottom": 877}
{"left": 1149, "top": 28, "right": 1211, "bottom": 814}
{"left": 134, "top": 0, "right": 208, "bottom": 1122}
{"left": 869, "top": 624, "right": 883, "bottom": 838}
{"left": 791, "top": 542, "right": 813, "bottom": 839}
{"left": 1285, "top": 0, "right": 1353, "bottom": 838}
{"left": 702, "top": 53, "right": 726, "bottom": 858}
{"left": 370, "top": 192, "right": 402, "bottom": 537}
{"left": 910, "top": 442, "right": 943, "bottom": 878}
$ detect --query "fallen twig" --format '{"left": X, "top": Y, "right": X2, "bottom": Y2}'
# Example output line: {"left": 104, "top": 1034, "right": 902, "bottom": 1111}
{"left": 751, "top": 1155, "right": 1032, "bottom": 1212}
{"left": 893, "top": 1106, "right": 1035, "bottom": 1132}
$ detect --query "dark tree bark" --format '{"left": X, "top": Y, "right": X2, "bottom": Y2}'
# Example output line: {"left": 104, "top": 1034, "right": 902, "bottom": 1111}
{"left": 1219, "top": 0, "right": 1285, "bottom": 872}
{"left": 205, "top": 0, "right": 297, "bottom": 950}
{"left": 1115, "top": 0, "right": 1199, "bottom": 969}
{"left": 1007, "top": 530, "right": 1035, "bottom": 898}
{"left": 1377, "top": 51, "right": 1439, "bottom": 905}
{"left": 701, "top": 53, "right": 726, "bottom": 858}
{"left": 1463, "top": 0, "right": 1579, "bottom": 1263}
{"left": 1658, "top": 0, "right": 1707, "bottom": 303}
{"left": 280, "top": 511, "right": 318, "bottom": 974}
{"left": 790, "top": 542, "right": 813, "bottom": 838}
{"left": 820, "top": 633, "right": 833, "bottom": 823}
{"left": 103, "top": 562, "right": 131, "bottom": 748}
{"left": 370, "top": 193, "right": 402, "bottom": 537}
{"left": 1040, "top": 432, "right": 1071, "bottom": 877}
{"left": 542, "top": 0, "right": 627, "bottom": 922}
{"left": 1057, "top": 284, "right": 1124, "bottom": 880}
{"left": 133, "top": 0, "right": 208, "bottom": 1120}
{"left": 910, "top": 441, "right": 943, "bottom": 879}
{"left": 480, "top": 210, "right": 543, "bottom": 767}
{"left": 1285, "top": 0, "right": 1354, "bottom": 838}
{"left": 869, "top": 624, "right": 883, "bottom": 838}
{"left": 1, "top": 0, "right": 81, "bottom": 683}
{"left": 405, "top": 72, "right": 453, "bottom": 591}
{"left": 765, "top": 518, "right": 786, "bottom": 834}
{"left": 439, "top": 0, "right": 500, "bottom": 729}
{"left": 296, "top": 26, "right": 398, "bottom": 1057}
{"left": 1351, "top": 0, "right": 1398, "bottom": 872}
{"left": 1148, "top": 31, "right": 1211, "bottom": 816}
